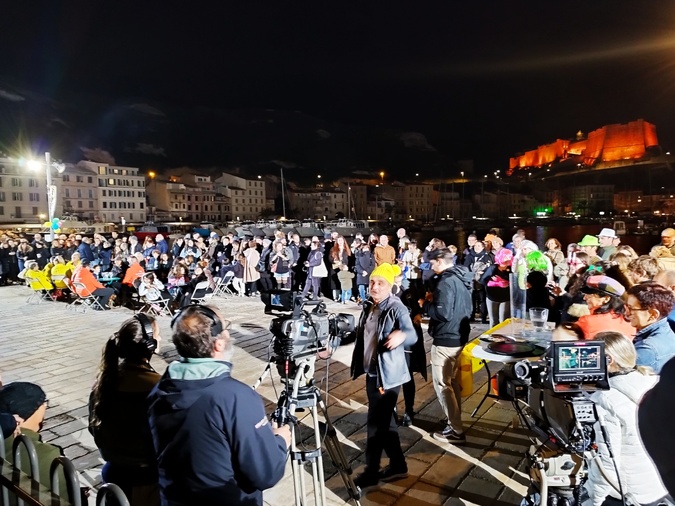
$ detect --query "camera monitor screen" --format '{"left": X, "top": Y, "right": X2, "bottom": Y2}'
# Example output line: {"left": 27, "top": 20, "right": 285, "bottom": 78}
{"left": 551, "top": 340, "right": 607, "bottom": 391}
{"left": 557, "top": 345, "right": 601, "bottom": 371}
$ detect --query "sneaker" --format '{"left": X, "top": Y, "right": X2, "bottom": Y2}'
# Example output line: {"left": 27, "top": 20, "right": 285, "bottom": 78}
{"left": 432, "top": 426, "right": 466, "bottom": 444}
{"left": 401, "top": 412, "right": 414, "bottom": 427}
{"left": 353, "top": 471, "right": 380, "bottom": 492}
{"left": 379, "top": 465, "right": 408, "bottom": 483}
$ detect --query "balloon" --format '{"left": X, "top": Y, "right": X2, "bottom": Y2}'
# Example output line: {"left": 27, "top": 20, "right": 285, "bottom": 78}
{"left": 52, "top": 217, "right": 59, "bottom": 224}
{"left": 43, "top": 221, "right": 51, "bottom": 228}
{"left": 51, "top": 222, "right": 59, "bottom": 230}
{"left": 54, "top": 228, "right": 61, "bottom": 234}
{"left": 57, "top": 221, "right": 63, "bottom": 229}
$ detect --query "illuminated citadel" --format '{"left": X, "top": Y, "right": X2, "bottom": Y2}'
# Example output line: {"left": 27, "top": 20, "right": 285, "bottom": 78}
{"left": 507, "top": 118, "right": 659, "bottom": 176}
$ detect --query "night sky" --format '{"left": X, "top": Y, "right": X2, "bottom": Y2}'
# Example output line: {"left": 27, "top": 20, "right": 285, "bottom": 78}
{"left": 2, "top": 1, "right": 675, "bottom": 169}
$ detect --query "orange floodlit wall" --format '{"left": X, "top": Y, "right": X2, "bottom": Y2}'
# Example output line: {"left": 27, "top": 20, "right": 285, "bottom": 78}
{"left": 508, "top": 119, "right": 658, "bottom": 175}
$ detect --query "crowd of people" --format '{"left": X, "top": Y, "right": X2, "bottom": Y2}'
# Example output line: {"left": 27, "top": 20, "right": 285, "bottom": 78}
{"left": 2, "top": 224, "right": 675, "bottom": 505}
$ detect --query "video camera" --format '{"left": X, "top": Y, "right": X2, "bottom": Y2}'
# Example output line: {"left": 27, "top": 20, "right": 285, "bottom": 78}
{"left": 266, "top": 292, "right": 355, "bottom": 385}
{"left": 497, "top": 341, "right": 610, "bottom": 506}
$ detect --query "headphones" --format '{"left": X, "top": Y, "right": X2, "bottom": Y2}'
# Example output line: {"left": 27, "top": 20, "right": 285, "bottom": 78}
{"left": 135, "top": 313, "right": 158, "bottom": 354}
{"left": 171, "top": 304, "right": 224, "bottom": 337}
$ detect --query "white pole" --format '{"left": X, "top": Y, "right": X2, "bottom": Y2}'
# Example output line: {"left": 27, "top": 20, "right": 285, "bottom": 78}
{"left": 45, "top": 152, "right": 55, "bottom": 242}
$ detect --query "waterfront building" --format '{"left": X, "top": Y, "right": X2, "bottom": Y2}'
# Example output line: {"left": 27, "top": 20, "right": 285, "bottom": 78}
{"left": 146, "top": 170, "right": 219, "bottom": 222}
{"left": 0, "top": 156, "right": 63, "bottom": 223}
{"left": 388, "top": 182, "right": 435, "bottom": 221}
{"left": 61, "top": 163, "right": 98, "bottom": 221}
{"left": 215, "top": 172, "right": 266, "bottom": 221}
{"left": 78, "top": 161, "right": 146, "bottom": 223}
{"left": 286, "top": 185, "right": 348, "bottom": 220}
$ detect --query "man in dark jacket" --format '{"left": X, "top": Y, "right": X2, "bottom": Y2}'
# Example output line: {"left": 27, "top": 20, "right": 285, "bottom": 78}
{"left": 350, "top": 263, "right": 417, "bottom": 491}
{"left": 147, "top": 305, "right": 291, "bottom": 506}
{"left": 420, "top": 248, "right": 472, "bottom": 444}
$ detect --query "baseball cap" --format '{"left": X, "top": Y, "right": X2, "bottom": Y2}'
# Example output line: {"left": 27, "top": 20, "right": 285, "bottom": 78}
{"left": 581, "top": 275, "right": 626, "bottom": 297}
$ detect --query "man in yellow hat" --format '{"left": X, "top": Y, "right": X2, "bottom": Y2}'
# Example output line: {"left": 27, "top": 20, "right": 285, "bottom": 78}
{"left": 350, "top": 263, "right": 417, "bottom": 491}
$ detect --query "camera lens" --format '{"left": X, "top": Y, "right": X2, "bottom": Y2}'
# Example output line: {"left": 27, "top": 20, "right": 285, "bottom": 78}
{"left": 513, "top": 361, "right": 531, "bottom": 380}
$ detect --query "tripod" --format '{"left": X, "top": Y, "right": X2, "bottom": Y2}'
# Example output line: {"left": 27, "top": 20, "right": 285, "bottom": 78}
{"left": 254, "top": 356, "right": 362, "bottom": 506}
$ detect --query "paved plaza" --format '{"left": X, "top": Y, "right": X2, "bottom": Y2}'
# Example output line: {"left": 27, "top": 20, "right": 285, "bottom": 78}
{"left": 0, "top": 284, "right": 532, "bottom": 505}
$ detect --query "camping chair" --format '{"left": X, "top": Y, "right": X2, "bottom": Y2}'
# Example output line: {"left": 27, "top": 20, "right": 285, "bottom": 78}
{"left": 214, "top": 271, "right": 235, "bottom": 297}
{"left": 25, "top": 274, "right": 57, "bottom": 304}
{"left": 189, "top": 280, "right": 213, "bottom": 305}
{"left": 138, "top": 293, "right": 173, "bottom": 317}
{"left": 67, "top": 281, "right": 105, "bottom": 313}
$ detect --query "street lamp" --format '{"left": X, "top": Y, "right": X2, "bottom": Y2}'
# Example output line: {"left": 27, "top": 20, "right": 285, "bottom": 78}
{"left": 28, "top": 152, "right": 65, "bottom": 242}
{"left": 379, "top": 171, "right": 385, "bottom": 184}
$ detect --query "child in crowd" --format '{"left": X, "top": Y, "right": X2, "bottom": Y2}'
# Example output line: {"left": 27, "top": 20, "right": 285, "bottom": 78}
{"left": 232, "top": 253, "right": 246, "bottom": 296}
{"left": 337, "top": 264, "right": 355, "bottom": 304}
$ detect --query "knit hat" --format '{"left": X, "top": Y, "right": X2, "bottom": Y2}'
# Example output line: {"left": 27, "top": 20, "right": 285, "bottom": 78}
{"left": 581, "top": 275, "right": 626, "bottom": 297}
{"left": 0, "top": 382, "right": 47, "bottom": 420}
{"left": 578, "top": 235, "right": 600, "bottom": 247}
{"left": 370, "top": 263, "right": 401, "bottom": 286}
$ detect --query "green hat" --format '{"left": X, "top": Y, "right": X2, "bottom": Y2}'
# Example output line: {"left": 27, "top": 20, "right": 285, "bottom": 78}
{"left": 578, "top": 235, "right": 599, "bottom": 247}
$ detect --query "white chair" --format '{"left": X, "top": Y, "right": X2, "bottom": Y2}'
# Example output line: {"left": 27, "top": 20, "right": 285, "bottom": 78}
{"left": 67, "top": 282, "right": 105, "bottom": 313}
{"left": 214, "top": 271, "right": 235, "bottom": 297}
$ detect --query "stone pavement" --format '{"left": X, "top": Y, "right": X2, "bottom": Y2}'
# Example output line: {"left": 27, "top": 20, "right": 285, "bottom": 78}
{"left": 0, "top": 284, "right": 532, "bottom": 505}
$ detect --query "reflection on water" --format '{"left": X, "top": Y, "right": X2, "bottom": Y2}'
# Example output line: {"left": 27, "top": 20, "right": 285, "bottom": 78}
{"left": 410, "top": 224, "right": 660, "bottom": 255}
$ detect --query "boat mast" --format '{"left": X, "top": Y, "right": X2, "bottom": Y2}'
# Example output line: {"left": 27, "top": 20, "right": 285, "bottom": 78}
{"left": 347, "top": 180, "right": 351, "bottom": 219}
{"left": 281, "top": 168, "right": 286, "bottom": 218}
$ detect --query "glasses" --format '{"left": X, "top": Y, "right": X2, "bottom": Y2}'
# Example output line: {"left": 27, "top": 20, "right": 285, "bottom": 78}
{"left": 625, "top": 305, "right": 648, "bottom": 313}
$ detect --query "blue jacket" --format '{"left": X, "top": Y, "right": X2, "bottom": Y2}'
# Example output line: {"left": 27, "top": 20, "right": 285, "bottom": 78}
{"left": 351, "top": 294, "right": 417, "bottom": 390}
{"left": 77, "top": 242, "right": 95, "bottom": 261}
{"left": 156, "top": 239, "right": 169, "bottom": 255}
{"left": 148, "top": 367, "right": 287, "bottom": 506}
{"left": 634, "top": 317, "right": 675, "bottom": 374}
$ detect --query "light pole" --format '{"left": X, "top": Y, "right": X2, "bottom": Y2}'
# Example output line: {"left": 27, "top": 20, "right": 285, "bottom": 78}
{"left": 379, "top": 171, "right": 385, "bottom": 184}
{"left": 27, "top": 152, "right": 65, "bottom": 242}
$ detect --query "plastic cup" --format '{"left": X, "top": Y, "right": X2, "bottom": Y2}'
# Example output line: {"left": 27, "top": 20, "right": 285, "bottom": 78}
{"left": 529, "top": 307, "right": 549, "bottom": 331}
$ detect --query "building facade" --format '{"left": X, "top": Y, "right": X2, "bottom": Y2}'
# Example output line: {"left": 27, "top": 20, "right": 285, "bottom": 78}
{"left": 0, "top": 157, "right": 63, "bottom": 223}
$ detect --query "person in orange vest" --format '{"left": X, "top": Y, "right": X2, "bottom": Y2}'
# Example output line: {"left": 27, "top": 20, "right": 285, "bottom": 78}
{"left": 123, "top": 254, "right": 146, "bottom": 287}
{"left": 72, "top": 259, "right": 115, "bottom": 309}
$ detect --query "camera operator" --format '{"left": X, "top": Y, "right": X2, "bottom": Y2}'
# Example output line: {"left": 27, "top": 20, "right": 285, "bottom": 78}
{"left": 147, "top": 305, "right": 291, "bottom": 506}
{"left": 582, "top": 331, "right": 671, "bottom": 506}
{"left": 350, "top": 263, "right": 417, "bottom": 490}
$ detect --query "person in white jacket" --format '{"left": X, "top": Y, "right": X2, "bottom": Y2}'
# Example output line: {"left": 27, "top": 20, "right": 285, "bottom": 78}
{"left": 583, "top": 331, "right": 671, "bottom": 506}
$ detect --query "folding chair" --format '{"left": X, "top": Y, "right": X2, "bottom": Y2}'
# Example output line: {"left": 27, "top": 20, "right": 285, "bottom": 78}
{"left": 25, "top": 275, "right": 57, "bottom": 304}
{"left": 214, "top": 271, "right": 235, "bottom": 297}
{"left": 67, "top": 281, "right": 105, "bottom": 313}
{"left": 189, "top": 280, "right": 213, "bottom": 305}
{"left": 138, "top": 294, "right": 173, "bottom": 317}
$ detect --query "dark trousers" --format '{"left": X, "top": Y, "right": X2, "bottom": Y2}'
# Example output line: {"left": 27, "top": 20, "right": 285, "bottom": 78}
{"left": 365, "top": 375, "right": 405, "bottom": 474}
{"left": 301, "top": 276, "right": 321, "bottom": 298}
{"left": 472, "top": 287, "right": 487, "bottom": 321}
{"left": 93, "top": 287, "right": 114, "bottom": 306}
{"left": 258, "top": 273, "right": 274, "bottom": 292}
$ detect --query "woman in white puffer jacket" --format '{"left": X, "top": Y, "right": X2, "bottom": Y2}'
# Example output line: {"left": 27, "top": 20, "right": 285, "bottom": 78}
{"left": 583, "top": 331, "right": 671, "bottom": 506}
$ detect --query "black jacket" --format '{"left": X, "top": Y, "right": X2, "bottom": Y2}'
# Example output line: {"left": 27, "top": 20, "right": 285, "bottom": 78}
{"left": 423, "top": 267, "right": 473, "bottom": 347}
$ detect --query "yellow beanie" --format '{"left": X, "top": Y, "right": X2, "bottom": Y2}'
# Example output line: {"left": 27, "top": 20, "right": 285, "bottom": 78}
{"left": 370, "top": 263, "right": 401, "bottom": 285}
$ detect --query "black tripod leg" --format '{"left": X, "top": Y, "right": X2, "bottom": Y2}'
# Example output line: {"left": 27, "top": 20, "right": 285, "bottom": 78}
{"left": 314, "top": 392, "right": 362, "bottom": 505}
